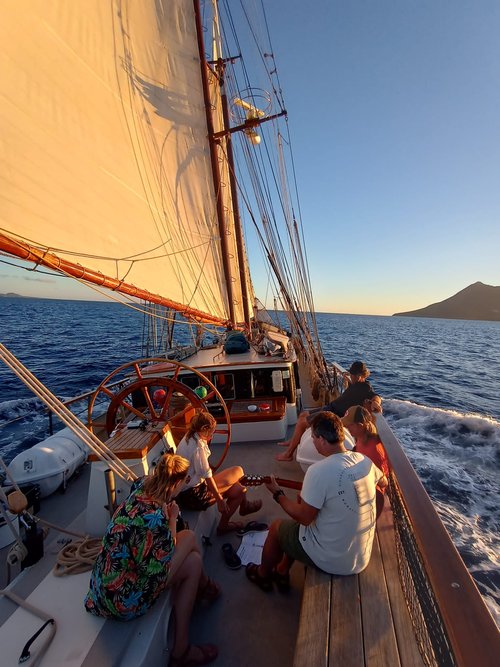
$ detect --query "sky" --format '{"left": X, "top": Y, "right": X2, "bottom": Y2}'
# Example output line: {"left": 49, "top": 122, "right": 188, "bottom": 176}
{"left": 1, "top": 1, "right": 499, "bottom": 315}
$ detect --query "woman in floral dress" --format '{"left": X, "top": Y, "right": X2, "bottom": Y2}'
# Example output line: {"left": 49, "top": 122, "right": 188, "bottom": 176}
{"left": 85, "top": 453, "right": 219, "bottom": 666}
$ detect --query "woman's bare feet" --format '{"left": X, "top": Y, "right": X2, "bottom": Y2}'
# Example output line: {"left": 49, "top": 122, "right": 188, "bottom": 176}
{"left": 275, "top": 451, "right": 294, "bottom": 462}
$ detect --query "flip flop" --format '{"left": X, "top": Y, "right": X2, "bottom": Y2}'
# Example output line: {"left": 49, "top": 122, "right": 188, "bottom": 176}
{"left": 221, "top": 543, "right": 242, "bottom": 570}
{"left": 170, "top": 643, "right": 218, "bottom": 666}
{"left": 246, "top": 563, "right": 273, "bottom": 592}
{"left": 236, "top": 520, "right": 269, "bottom": 536}
{"left": 216, "top": 520, "right": 245, "bottom": 536}
{"left": 196, "top": 577, "right": 221, "bottom": 603}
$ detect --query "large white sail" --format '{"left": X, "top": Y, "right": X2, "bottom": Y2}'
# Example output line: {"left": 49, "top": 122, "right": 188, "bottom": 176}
{"left": 0, "top": 0, "right": 250, "bottom": 323}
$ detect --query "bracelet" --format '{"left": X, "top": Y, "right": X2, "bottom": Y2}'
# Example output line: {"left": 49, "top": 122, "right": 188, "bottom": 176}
{"left": 273, "top": 489, "right": 285, "bottom": 503}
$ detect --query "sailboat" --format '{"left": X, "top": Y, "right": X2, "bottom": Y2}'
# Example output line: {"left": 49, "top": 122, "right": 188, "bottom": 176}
{"left": 0, "top": 1, "right": 498, "bottom": 665}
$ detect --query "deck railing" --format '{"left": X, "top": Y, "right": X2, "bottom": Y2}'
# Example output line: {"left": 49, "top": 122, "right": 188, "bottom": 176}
{"left": 378, "top": 416, "right": 499, "bottom": 667}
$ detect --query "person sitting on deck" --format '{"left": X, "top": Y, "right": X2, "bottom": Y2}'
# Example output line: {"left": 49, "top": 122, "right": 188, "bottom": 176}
{"left": 276, "top": 361, "right": 375, "bottom": 462}
{"left": 343, "top": 405, "right": 390, "bottom": 519}
{"left": 84, "top": 453, "right": 219, "bottom": 667}
{"left": 246, "top": 412, "right": 387, "bottom": 591}
{"left": 176, "top": 411, "right": 262, "bottom": 535}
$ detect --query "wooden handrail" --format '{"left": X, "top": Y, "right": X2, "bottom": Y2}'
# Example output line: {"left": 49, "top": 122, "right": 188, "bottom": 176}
{"left": 377, "top": 416, "right": 500, "bottom": 666}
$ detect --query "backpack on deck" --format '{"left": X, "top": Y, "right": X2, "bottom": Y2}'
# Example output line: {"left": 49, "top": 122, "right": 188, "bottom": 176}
{"left": 224, "top": 331, "right": 250, "bottom": 354}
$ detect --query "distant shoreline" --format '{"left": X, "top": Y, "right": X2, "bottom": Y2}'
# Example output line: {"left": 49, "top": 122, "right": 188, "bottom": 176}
{"left": 2, "top": 294, "right": 499, "bottom": 322}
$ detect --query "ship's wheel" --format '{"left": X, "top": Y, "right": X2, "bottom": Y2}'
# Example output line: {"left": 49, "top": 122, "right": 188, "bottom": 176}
{"left": 87, "top": 357, "right": 231, "bottom": 471}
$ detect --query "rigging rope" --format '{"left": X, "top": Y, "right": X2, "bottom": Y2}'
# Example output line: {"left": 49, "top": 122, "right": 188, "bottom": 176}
{"left": 0, "top": 344, "right": 136, "bottom": 483}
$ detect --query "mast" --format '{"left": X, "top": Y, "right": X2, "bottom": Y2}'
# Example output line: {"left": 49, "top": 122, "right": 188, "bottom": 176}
{"left": 193, "top": 0, "right": 236, "bottom": 325}
{"left": 214, "top": 57, "right": 251, "bottom": 330}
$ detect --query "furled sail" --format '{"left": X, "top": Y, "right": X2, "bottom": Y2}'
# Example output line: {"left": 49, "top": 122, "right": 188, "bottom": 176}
{"left": 0, "top": 0, "right": 251, "bottom": 324}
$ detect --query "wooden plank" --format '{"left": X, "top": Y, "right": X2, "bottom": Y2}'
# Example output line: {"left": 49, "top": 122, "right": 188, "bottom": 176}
{"left": 89, "top": 423, "right": 168, "bottom": 461}
{"left": 329, "top": 574, "right": 364, "bottom": 667}
{"left": 377, "top": 500, "right": 425, "bottom": 667}
{"left": 293, "top": 567, "right": 331, "bottom": 667}
{"left": 359, "top": 534, "right": 401, "bottom": 667}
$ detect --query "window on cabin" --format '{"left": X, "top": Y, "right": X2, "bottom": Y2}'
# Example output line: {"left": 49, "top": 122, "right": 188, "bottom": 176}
{"left": 213, "top": 372, "right": 236, "bottom": 400}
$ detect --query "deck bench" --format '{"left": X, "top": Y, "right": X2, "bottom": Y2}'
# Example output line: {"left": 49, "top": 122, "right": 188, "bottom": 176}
{"left": 293, "top": 500, "right": 425, "bottom": 667}
{"left": 0, "top": 504, "right": 217, "bottom": 667}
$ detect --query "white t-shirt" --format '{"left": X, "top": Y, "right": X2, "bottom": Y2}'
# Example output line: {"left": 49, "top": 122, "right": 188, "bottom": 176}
{"left": 299, "top": 450, "right": 383, "bottom": 575}
{"left": 176, "top": 433, "right": 213, "bottom": 489}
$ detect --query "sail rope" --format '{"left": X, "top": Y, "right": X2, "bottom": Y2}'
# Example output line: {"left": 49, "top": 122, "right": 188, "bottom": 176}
{"left": 0, "top": 344, "right": 136, "bottom": 483}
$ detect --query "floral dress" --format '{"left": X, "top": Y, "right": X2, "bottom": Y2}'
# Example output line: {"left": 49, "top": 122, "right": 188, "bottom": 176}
{"left": 84, "top": 480, "right": 174, "bottom": 620}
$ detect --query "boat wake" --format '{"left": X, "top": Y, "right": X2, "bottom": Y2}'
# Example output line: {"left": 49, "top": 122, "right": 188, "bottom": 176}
{"left": 385, "top": 399, "right": 500, "bottom": 624}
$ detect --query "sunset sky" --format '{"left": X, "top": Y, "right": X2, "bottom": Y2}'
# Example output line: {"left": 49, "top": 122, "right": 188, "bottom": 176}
{"left": 1, "top": 1, "right": 499, "bottom": 315}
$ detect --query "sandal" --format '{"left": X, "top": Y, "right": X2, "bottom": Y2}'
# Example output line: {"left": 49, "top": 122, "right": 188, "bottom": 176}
{"left": 245, "top": 563, "right": 273, "bottom": 592}
{"left": 216, "top": 520, "right": 245, "bottom": 535}
{"left": 196, "top": 577, "right": 221, "bottom": 604}
{"left": 221, "top": 543, "right": 242, "bottom": 569}
{"left": 239, "top": 498, "right": 263, "bottom": 516}
{"left": 170, "top": 643, "right": 218, "bottom": 666}
{"left": 273, "top": 570, "right": 290, "bottom": 593}
{"left": 236, "top": 520, "right": 268, "bottom": 536}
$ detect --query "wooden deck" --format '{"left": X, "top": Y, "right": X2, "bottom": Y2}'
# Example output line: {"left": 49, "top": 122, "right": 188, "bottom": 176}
{"left": 294, "top": 498, "right": 425, "bottom": 667}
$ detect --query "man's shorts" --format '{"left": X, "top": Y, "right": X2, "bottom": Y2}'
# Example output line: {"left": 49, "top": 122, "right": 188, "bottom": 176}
{"left": 277, "top": 519, "right": 316, "bottom": 567}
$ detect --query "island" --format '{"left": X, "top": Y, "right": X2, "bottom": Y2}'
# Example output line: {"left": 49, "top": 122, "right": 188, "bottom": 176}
{"left": 393, "top": 282, "right": 500, "bottom": 322}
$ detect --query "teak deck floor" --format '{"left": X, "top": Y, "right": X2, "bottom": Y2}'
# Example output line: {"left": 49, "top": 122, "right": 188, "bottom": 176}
{"left": 191, "top": 443, "right": 426, "bottom": 667}
{"left": 294, "top": 498, "right": 425, "bottom": 667}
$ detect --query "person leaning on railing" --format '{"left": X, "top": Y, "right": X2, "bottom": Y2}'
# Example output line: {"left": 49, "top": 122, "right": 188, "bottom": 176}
{"left": 276, "top": 361, "right": 376, "bottom": 462}
{"left": 343, "top": 405, "right": 389, "bottom": 518}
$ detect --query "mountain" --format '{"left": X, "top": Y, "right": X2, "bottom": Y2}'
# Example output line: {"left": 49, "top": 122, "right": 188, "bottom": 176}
{"left": 0, "top": 292, "right": 26, "bottom": 298}
{"left": 393, "top": 282, "right": 500, "bottom": 321}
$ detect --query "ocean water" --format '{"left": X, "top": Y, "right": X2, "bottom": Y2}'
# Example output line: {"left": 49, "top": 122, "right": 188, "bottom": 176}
{"left": 0, "top": 298, "right": 499, "bottom": 622}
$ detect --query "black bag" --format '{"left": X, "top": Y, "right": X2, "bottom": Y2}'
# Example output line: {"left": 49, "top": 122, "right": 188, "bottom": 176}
{"left": 177, "top": 481, "right": 216, "bottom": 511}
{"left": 224, "top": 331, "right": 250, "bottom": 354}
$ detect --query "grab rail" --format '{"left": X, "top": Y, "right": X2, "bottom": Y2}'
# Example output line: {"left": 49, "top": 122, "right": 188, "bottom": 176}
{"left": 377, "top": 415, "right": 499, "bottom": 666}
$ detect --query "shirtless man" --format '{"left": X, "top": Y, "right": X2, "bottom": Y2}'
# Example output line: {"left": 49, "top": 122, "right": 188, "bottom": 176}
{"left": 276, "top": 361, "right": 374, "bottom": 462}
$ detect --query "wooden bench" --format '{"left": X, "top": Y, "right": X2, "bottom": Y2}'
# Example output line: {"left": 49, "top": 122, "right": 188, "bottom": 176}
{"left": 293, "top": 500, "right": 425, "bottom": 667}
{"left": 0, "top": 504, "right": 217, "bottom": 666}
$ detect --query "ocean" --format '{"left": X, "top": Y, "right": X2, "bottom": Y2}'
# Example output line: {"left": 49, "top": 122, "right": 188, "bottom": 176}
{"left": 0, "top": 297, "right": 499, "bottom": 623}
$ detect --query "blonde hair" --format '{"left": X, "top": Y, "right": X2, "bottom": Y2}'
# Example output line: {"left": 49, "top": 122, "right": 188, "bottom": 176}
{"left": 142, "top": 453, "right": 190, "bottom": 502}
{"left": 352, "top": 406, "right": 377, "bottom": 436}
{"left": 186, "top": 410, "right": 216, "bottom": 440}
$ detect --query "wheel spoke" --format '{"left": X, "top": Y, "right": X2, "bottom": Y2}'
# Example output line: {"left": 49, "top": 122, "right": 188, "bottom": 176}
{"left": 88, "top": 357, "right": 232, "bottom": 467}
{"left": 118, "top": 401, "right": 147, "bottom": 421}
{"left": 140, "top": 385, "right": 157, "bottom": 419}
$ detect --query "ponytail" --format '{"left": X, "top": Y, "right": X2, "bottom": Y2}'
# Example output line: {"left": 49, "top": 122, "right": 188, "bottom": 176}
{"left": 142, "top": 453, "right": 190, "bottom": 502}
{"left": 185, "top": 410, "right": 216, "bottom": 440}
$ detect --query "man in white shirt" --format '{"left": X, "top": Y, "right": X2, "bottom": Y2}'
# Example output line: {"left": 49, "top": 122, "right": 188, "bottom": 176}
{"left": 246, "top": 411, "right": 387, "bottom": 591}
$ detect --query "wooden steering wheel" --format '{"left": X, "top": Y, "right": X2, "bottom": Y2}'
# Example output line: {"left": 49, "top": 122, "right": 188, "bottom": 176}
{"left": 87, "top": 357, "right": 231, "bottom": 471}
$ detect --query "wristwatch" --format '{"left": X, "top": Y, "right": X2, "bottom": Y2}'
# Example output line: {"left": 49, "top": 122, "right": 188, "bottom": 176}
{"left": 273, "top": 489, "right": 285, "bottom": 503}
